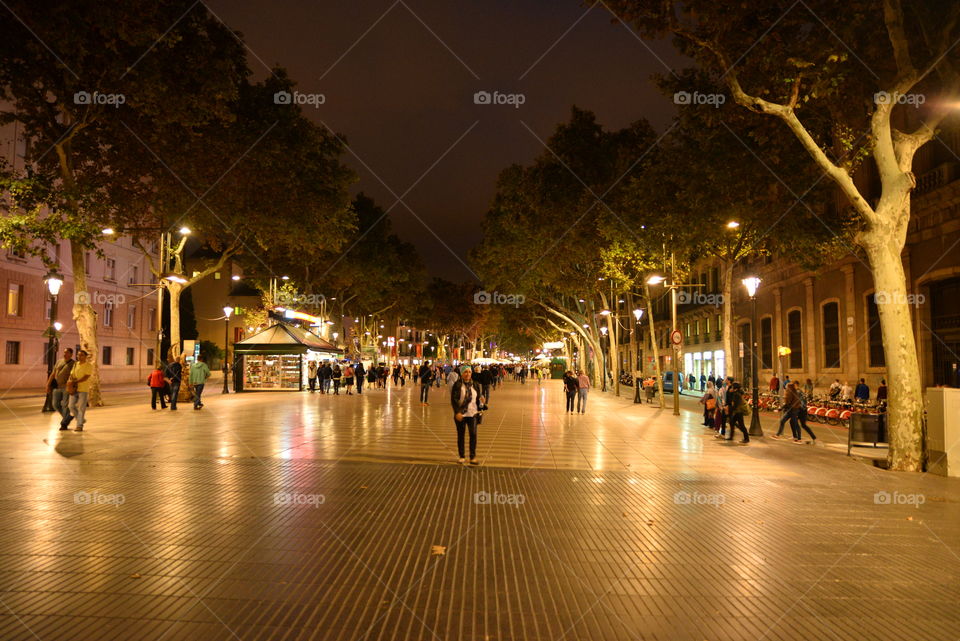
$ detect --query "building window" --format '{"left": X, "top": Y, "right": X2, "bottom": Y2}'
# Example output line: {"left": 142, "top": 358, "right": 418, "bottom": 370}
{"left": 695, "top": 320, "right": 700, "bottom": 336}
{"left": 126, "top": 347, "right": 135, "bottom": 366}
{"left": 128, "top": 265, "right": 138, "bottom": 286}
{"left": 104, "top": 257, "right": 116, "bottom": 281}
{"left": 760, "top": 317, "right": 773, "bottom": 369}
{"left": 705, "top": 317, "right": 711, "bottom": 334}
{"left": 148, "top": 309, "right": 156, "bottom": 332}
{"left": 822, "top": 302, "right": 841, "bottom": 368}
{"left": 685, "top": 323, "right": 691, "bottom": 338}
{"left": 214, "top": 271, "right": 221, "bottom": 280}
{"left": 147, "top": 348, "right": 155, "bottom": 366}
{"left": 102, "top": 345, "right": 112, "bottom": 365}
{"left": 7, "top": 283, "right": 23, "bottom": 316}
{"left": 127, "top": 306, "right": 136, "bottom": 329}
{"left": 104, "top": 303, "right": 113, "bottom": 327}
{"left": 867, "top": 294, "right": 886, "bottom": 367}
{"left": 717, "top": 314, "right": 722, "bottom": 332}
{"left": 787, "top": 310, "right": 803, "bottom": 369}
{"left": 7, "top": 248, "right": 26, "bottom": 260}
{"left": 84, "top": 252, "right": 91, "bottom": 275}
{"left": 5, "top": 341, "right": 21, "bottom": 364}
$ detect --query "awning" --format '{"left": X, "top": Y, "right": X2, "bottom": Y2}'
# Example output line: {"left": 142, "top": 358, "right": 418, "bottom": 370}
{"left": 233, "top": 323, "right": 342, "bottom": 356}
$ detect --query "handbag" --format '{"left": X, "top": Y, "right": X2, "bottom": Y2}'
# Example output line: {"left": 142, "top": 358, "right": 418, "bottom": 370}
{"left": 706, "top": 398, "right": 717, "bottom": 411}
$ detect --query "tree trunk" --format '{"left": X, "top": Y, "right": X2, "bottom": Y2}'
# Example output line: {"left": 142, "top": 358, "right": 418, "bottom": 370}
{"left": 70, "top": 241, "right": 102, "bottom": 406}
{"left": 644, "top": 283, "right": 665, "bottom": 408}
{"left": 861, "top": 223, "right": 924, "bottom": 471}
{"left": 167, "top": 282, "right": 184, "bottom": 360}
{"left": 721, "top": 259, "right": 735, "bottom": 380}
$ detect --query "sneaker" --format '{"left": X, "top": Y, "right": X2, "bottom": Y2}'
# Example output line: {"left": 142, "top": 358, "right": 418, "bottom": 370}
{"left": 469, "top": 458, "right": 479, "bottom": 466}
{"left": 75, "top": 426, "right": 83, "bottom": 432}
{"left": 769, "top": 434, "right": 781, "bottom": 440}
{"left": 740, "top": 439, "right": 749, "bottom": 444}
{"left": 457, "top": 458, "right": 465, "bottom": 465}
{"left": 793, "top": 439, "right": 803, "bottom": 444}
{"left": 59, "top": 426, "right": 69, "bottom": 431}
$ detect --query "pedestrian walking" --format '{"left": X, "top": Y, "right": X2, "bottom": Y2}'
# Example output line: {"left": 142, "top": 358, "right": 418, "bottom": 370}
{"left": 643, "top": 376, "right": 656, "bottom": 403}
{"left": 451, "top": 364, "right": 485, "bottom": 465}
{"left": 46, "top": 347, "right": 74, "bottom": 419}
{"left": 419, "top": 360, "right": 433, "bottom": 405}
{"left": 724, "top": 381, "right": 750, "bottom": 443}
{"left": 876, "top": 379, "right": 888, "bottom": 403}
{"left": 166, "top": 356, "right": 184, "bottom": 410}
{"left": 355, "top": 361, "right": 365, "bottom": 394}
{"left": 307, "top": 360, "right": 318, "bottom": 392}
{"left": 576, "top": 370, "right": 590, "bottom": 414}
{"left": 148, "top": 362, "right": 168, "bottom": 410}
{"left": 773, "top": 381, "right": 802, "bottom": 441}
{"left": 803, "top": 377, "right": 814, "bottom": 398}
{"left": 700, "top": 373, "right": 706, "bottom": 392}
{"left": 190, "top": 354, "right": 211, "bottom": 409}
{"left": 332, "top": 363, "right": 342, "bottom": 395}
{"left": 343, "top": 363, "right": 354, "bottom": 395}
{"left": 563, "top": 370, "right": 578, "bottom": 413}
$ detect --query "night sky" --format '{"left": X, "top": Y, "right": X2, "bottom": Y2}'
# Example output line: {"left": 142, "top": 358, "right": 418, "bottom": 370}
{"left": 205, "top": 0, "right": 685, "bottom": 280}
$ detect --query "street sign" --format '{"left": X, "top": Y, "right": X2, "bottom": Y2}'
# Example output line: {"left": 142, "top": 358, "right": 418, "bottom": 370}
{"left": 670, "top": 329, "right": 683, "bottom": 347}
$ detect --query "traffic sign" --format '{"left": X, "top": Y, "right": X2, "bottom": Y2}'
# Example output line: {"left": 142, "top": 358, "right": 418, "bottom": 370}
{"left": 670, "top": 329, "right": 683, "bottom": 347}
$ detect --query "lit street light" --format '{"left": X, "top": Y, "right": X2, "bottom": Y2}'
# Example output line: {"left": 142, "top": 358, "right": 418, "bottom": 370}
{"left": 742, "top": 276, "right": 763, "bottom": 436}
{"left": 222, "top": 306, "right": 233, "bottom": 394}
{"left": 41, "top": 270, "right": 64, "bottom": 413}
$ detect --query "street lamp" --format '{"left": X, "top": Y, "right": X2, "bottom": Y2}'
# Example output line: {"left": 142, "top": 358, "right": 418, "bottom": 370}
{"left": 633, "top": 308, "right": 644, "bottom": 404}
{"left": 41, "top": 270, "right": 64, "bottom": 413}
{"left": 222, "top": 306, "right": 233, "bottom": 394}
{"left": 741, "top": 276, "right": 763, "bottom": 436}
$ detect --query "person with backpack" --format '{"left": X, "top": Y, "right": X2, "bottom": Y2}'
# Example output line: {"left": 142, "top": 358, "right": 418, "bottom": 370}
{"left": 148, "top": 362, "right": 168, "bottom": 410}
{"left": 563, "top": 370, "right": 578, "bottom": 413}
{"left": 451, "top": 364, "right": 485, "bottom": 465}
{"left": 189, "top": 354, "right": 211, "bottom": 409}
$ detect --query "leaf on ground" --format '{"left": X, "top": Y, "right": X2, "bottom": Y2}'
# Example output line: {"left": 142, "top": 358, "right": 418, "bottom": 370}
{"left": 130, "top": 573, "right": 141, "bottom": 579}
{"left": 431, "top": 545, "right": 446, "bottom": 556}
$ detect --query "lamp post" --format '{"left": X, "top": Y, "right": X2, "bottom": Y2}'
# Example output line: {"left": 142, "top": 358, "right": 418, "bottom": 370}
{"left": 599, "top": 325, "right": 608, "bottom": 392}
{"left": 742, "top": 276, "right": 764, "bottom": 436}
{"left": 632, "top": 308, "right": 644, "bottom": 403}
{"left": 41, "top": 270, "right": 64, "bottom": 412}
{"left": 222, "top": 306, "right": 233, "bottom": 394}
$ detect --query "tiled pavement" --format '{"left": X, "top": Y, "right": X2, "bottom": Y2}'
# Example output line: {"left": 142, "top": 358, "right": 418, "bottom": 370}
{"left": 0, "top": 381, "right": 958, "bottom": 640}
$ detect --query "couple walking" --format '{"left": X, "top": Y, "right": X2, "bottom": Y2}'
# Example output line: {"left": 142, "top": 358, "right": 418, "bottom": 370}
{"left": 562, "top": 370, "right": 590, "bottom": 414}
{"left": 47, "top": 348, "right": 93, "bottom": 431}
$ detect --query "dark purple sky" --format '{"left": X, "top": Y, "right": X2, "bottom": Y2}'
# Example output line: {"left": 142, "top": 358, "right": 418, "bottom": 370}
{"left": 206, "top": 0, "right": 684, "bottom": 280}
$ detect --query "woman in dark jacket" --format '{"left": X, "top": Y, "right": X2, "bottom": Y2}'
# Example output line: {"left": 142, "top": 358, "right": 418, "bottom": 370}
{"left": 562, "top": 371, "right": 578, "bottom": 414}
{"left": 451, "top": 365, "right": 485, "bottom": 465}
{"left": 724, "top": 382, "right": 750, "bottom": 444}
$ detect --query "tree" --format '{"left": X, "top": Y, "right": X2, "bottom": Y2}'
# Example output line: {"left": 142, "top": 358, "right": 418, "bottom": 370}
{"left": 604, "top": 0, "right": 960, "bottom": 471}
{"left": 0, "top": 0, "right": 246, "bottom": 404}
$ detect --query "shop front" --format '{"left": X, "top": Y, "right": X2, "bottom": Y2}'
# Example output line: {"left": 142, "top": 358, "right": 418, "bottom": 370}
{"left": 233, "top": 323, "right": 341, "bottom": 392}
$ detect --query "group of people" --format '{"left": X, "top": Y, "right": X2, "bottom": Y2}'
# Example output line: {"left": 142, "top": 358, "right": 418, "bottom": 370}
{"left": 826, "top": 377, "right": 887, "bottom": 403}
{"left": 561, "top": 370, "right": 591, "bottom": 413}
{"left": 45, "top": 347, "right": 93, "bottom": 431}
{"left": 699, "top": 377, "right": 753, "bottom": 444}
{"left": 147, "top": 355, "right": 212, "bottom": 411}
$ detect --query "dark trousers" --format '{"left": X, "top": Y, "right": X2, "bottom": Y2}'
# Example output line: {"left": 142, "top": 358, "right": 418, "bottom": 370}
{"left": 455, "top": 415, "right": 478, "bottom": 459}
{"left": 777, "top": 408, "right": 801, "bottom": 438}
{"left": 309, "top": 376, "right": 316, "bottom": 391}
{"left": 169, "top": 381, "right": 181, "bottom": 409}
{"left": 482, "top": 384, "right": 490, "bottom": 401}
{"left": 420, "top": 385, "right": 430, "bottom": 403}
{"left": 565, "top": 391, "right": 576, "bottom": 412}
{"left": 357, "top": 378, "right": 364, "bottom": 394}
{"left": 728, "top": 413, "right": 749, "bottom": 440}
{"left": 333, "top": 380, "right": 340, "bottom": 394}
{"left": 151, "top": 387, "right": 166, "bottom": 409}
{"left": 193, "top": 384, "right": 205, "bottom": 408}
{"left": 798, "top": 409, "right": 816, "bottom": 440}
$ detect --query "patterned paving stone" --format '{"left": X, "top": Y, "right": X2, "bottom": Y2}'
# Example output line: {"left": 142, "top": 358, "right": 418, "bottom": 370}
{"left": 0, "top": 381, "right": 958, "bottom": 640}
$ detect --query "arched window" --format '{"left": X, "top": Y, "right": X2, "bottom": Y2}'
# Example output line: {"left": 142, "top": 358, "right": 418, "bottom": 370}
{"left": 787, "top": 309, "right": 803, "bottom": 369}
{"left": 822, "top": 301, "right": 841, "bottom": 368}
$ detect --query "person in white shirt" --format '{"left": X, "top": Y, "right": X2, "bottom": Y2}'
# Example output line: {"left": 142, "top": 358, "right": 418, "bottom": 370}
{"left": 450, "top": 365, "right": 485, "bottom": 465}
